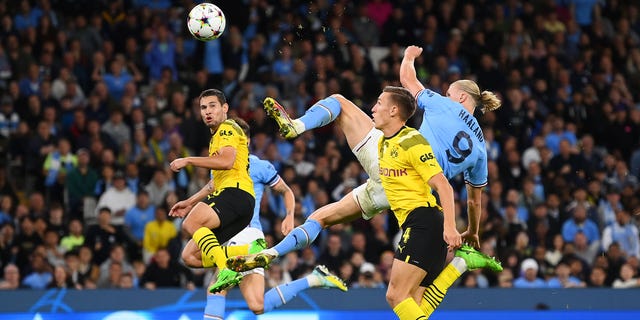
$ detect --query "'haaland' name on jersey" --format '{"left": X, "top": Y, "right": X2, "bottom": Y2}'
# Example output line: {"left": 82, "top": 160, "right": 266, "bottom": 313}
{"left": 458, "top": 109, "right": 484, "bottom": 143}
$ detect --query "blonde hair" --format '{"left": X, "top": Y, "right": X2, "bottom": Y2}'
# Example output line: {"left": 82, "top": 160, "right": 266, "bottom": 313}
{"left": 453, "top": 80, "right": 502, "bottom": 113}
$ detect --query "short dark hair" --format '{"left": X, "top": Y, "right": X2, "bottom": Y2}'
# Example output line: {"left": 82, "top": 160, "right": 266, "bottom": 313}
{"left": 198, "top": 89, "right": 226, "bottom": 105}
{"left": 383, "top": 86, "right": 416, "bottom": 121}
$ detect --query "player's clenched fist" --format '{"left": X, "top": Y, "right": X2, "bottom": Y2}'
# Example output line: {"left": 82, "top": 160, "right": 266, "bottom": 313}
{"left": 170, "top": 158, "right": 188, "bottom": 172}
{"left": 403, "top": 45, "right": 423, "bottom": 60}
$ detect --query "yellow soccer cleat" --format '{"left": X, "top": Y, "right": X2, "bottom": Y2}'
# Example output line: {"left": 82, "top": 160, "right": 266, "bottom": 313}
{"left": 311, "top": 265, "right": 348, "bottom": 292}
{"left": 263, "top": 97, "right": 300, "bottom": 139}
{"left": 226, "top": 251, "right": 276, "bottom": 272}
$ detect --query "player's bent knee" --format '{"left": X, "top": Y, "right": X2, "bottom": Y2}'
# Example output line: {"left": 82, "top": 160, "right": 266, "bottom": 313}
{"left": 246, "top": 298, "right": 264, "bottom": 315}
{"left": 181, "top": 250, "right": 199, "bottom": 267}
{"left": 385, "top": 285, "right": 406, "bottom": 307}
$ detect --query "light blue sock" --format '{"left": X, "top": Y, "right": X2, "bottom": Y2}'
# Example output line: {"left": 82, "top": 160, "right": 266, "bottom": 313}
{"left": 263, "top": 278, "right": 311, "bottom": 313}
{"left": 204, "top": 295, "right": 225, "bottom": 320}
{"left": 298, "top": 97, "right": 342, "bottom": 130}
{"left": 273, "top": 219, "right": 322, "bottom": 256}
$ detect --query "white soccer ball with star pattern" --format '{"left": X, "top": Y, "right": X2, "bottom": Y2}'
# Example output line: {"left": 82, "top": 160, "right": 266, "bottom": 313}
{"left": 187, "top": 3, "right": 226, "bottom": 41}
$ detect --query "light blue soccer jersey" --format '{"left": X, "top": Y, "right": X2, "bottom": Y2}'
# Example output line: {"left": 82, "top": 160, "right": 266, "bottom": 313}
{"left": 416, "top": 89, "right": 488, "bottom": 187}
{"left": 249, "top": 154, "right": 281, "bottom": 230}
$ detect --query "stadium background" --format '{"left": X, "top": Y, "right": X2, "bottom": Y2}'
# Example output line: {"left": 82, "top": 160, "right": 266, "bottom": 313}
{"left": 0, "top": 0, "right": 640, "bottom": 318}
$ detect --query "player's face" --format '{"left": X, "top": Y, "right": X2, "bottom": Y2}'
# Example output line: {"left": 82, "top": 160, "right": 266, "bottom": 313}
{"left": 371, "top": 92, "right": 393, "bottom": 130}
{"left": 446, "top": 84, "right": 465, "bottom": 105}
{"left": 200, "top": 95, "right": 228, "bottom": 128}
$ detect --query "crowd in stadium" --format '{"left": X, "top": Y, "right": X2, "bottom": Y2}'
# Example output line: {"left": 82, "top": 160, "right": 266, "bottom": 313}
{"left": 0, "top": 0, "right": 640, "bottom": 291}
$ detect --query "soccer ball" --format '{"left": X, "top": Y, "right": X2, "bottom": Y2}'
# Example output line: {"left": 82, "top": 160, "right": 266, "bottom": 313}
{"left": 187, "top": 3, "right": 226, "bottom": 41}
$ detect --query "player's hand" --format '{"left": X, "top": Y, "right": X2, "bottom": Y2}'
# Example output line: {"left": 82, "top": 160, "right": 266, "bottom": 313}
{"left": 170, "top": 158, "right": 188, "bottom": 172}
{"left": 281, "top": 214, "right": 294, "bottom": 236}
{"left": 403, "top": 46, "right": 423, "bottom": 60}
{"left": 169, "top": 200, "right": 193, "bottom": 218}
{"left": 460, "top": 229, "right": 480, "bottom": 249}
{"left": 443, "top": 227, "right": 462, "bottom": 250}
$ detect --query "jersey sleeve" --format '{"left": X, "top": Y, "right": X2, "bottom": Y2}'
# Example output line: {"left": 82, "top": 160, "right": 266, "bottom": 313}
{"left": 464, "top": 153, "right": 488, "bottom": 188}
{"left": 216, "top": 121, "right": 241, "bottom": 148}
{"left": 259, "top": 159, "right": 280, "bottom": 186}
{"left": 415, "top": 89, "right": 453, "bottom": 112}
{"left": 408, "top": 143, "right": 443, "bottom": 184}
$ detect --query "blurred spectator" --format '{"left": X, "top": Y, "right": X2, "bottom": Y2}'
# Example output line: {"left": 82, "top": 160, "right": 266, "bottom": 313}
{"left": 97, "top": 244, "right": 133, "bottom": 288}
{"left": 60, "top": 218, "right": 85, "bottom": 253}
{"left": 47, "top": 265, "right": 77, "bottom": 289}
{"left": 0, "top": 264, "right": 22, "bottom": 290}
{"left": 13, "top": 217, "right": 42, "bottom": 270}
{"left": 139, "top": 249, "right": 193, "bottom": 290}
{"left": 587, "top": 266, "right": 608, "bottom": 288}
{"left": 612, "top": 263, "right": 640, "bottom": 289}
{"left": 546, "top": 261, "right": 586, "bottom": 288}
{"left": 124, "top": 189, "right": 155, "bottom": 246}
{"left": 101, "top": 109, "right": 131, "bottom": 149}
{"left": 77, "top": 245, "right": 99, "bottom": 288}
{"left": 561, "top": 204, "right": 600, "bottom": 245}
{"left": 144, "top": 168, "right": 174, "bottom": 207}
{"left": 513, "top": 258, "right": 546, "bottom": 288}
{"left": 21, "top": 250, "right": 53, "bottom": 289}
{"left": 85, "top": 208, "right": 130, "bottom": 265}
{"left": 352, "top": 262, "right": 385, "bottom": 289}
{"left": 141, "top": 206, "right": 176, "bottom": 264}
{"left": 318, "top": 232, "right": 347, "bottom": 274}
{"left": 0, "top": 96, "right": 19, "bottom": 139}
{"left": 601, "top": 210, "right": 640, "bottom": 258}
{"left": 94, "top": 172, "right": 136, "bottom": 225}
{"left": 42, "top": 229, "right": 64, "bottom": 267}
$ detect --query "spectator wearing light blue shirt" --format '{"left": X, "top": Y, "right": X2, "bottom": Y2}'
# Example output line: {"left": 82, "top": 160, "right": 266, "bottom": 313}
{"left": 21, "top": 253, "right": 53, "bottom": 289}
{"left": 124, "top": 190, "right": 156, "bottom": 243}
{"left": 546, "top": 262, "right": 586, "bottom": 288}
{"left": 513, "top": 258, "right": 546, "bottom": 288}
{"left": 602, "top": 210, "right": 640, "bottom": 258}
{"left": 562, "top": 204, "right": 600, "bottom": 245}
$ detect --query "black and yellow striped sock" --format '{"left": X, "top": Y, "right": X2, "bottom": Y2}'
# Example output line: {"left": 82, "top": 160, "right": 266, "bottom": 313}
{"left": 393, "top": 297, "right": 427, "bottom": 320}
{"left": 420, "top": 264, "right": 461, "bottom": 316}
{"left": 193, "top": 227, "right": 227, "bottom": 269}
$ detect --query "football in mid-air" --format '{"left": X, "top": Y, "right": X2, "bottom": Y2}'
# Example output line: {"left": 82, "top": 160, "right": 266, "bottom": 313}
{"left": 187, "top": 3, "right": 226, "bottom": 41}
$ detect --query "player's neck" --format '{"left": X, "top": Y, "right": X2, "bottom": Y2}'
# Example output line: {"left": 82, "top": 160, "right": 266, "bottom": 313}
{"left": 382, "top": 122, "right": 405, "bottom": 138}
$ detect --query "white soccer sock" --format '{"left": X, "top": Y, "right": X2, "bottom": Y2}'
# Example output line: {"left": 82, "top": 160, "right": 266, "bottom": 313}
{"left": 451, "top": 256, "right": 468, "bottom": 274}
{"left": 292, "top": 119, "right": 305, "bottom": 134}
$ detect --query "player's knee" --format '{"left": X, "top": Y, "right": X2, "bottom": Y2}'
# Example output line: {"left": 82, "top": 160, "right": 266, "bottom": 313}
{"left": 181, "top": 250, "right": 199, "bottom": 267}
{"left": 385, "top": 286, "right": 405, "bottom": 308}
{"left": 246, "top": 297, "right": 264, "bottom": 314}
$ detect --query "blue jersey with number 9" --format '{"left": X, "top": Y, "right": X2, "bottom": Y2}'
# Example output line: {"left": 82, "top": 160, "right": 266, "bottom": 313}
{"left": 416, "top": 89, "right": 488, "bottom": 187}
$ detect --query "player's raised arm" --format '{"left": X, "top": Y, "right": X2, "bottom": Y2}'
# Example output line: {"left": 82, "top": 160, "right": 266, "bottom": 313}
{"left": 400, "top": 45, "right": 426, "bottom": 97}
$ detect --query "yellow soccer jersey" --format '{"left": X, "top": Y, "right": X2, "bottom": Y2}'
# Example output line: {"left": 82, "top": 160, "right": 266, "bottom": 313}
{"left": 378, "top": 126, "right": 443, "bottom": 227}
{"left": 208, "top": 119, "right": 255, "bottom": 197}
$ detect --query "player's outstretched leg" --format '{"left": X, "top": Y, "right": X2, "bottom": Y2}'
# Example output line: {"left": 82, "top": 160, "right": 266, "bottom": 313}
{"left": 227, "top": 219, "right": 322, "bottom": 272}
{"left": 209, "top": 238, "right": 267, "bottom": 293}
{"left": 263, "top": 96, "right": 342, "bottom": 139}
{"left": 420, "top": 244, "right": 502, "bottom": 316}
{"left": 262, "top": 265, "right": 347, "bottom": 313}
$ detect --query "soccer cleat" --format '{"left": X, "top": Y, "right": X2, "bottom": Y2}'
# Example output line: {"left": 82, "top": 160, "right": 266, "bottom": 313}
{"left": 226, "top": 250, "right": 276, "bottom": 272}
{"left": 263, "top": 97, "right": 300, "bottom": 139}
{"left": 311, "top": 265, "right": 348, "bottom": 292}
{"left": 209, "top": 268, "right": 243, "bottom": 293}
{"left": 455, "top": 244, "right": 503, "bottom": 273}
{"left": 248, "top": 238, "right": 267, "bottom": 255}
